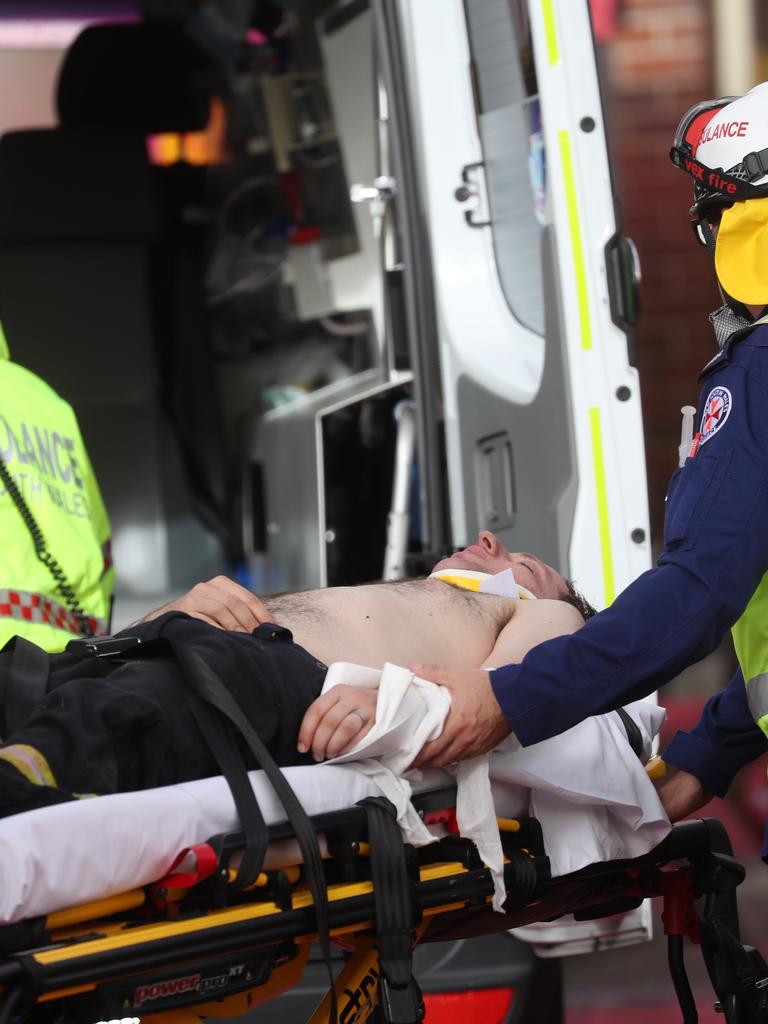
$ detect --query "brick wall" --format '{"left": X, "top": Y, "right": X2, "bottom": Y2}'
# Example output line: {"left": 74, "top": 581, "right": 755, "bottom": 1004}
{"left": 597, "top": 0, "right": 716, "bottom": 545}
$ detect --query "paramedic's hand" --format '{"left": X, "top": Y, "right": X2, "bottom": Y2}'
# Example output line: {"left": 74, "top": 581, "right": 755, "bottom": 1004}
{"left": 138, "top": 577, "right": 273, "bottom": 633}
{"left": 657, "top": 765, "right": 713, "bottom": 823}
{"left": 408, "top": 666, "right": 511, "bottom": 769}
{"left": 298, "top": 686, "right": 377, "bottom": 761}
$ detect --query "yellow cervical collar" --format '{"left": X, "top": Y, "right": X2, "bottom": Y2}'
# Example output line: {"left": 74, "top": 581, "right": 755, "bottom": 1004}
{"left": 715, "top": 197, "right": 768, "bottom": 305}
{"left": 428, "top": 568, "right": 536, "bottom": 601}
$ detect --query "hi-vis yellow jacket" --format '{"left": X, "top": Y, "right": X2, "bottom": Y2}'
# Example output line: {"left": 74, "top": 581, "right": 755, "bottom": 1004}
{"left": 0, "top": 330, "right": 113, "bottom": 651}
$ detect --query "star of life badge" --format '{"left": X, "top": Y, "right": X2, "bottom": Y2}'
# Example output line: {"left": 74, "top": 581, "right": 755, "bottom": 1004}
{"left": 700, "top": 385, "right": 732, "bottom": 444}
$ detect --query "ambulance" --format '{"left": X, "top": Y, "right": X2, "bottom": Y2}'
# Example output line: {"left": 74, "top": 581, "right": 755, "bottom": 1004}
{"left": 0, "top": 0, "right": 648, "bottom": 1018}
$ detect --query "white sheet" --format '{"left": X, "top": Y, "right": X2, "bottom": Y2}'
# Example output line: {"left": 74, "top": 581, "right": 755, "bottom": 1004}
{"left": 322, "top": 663, "right": 669, "bottom": 909}
{"left": 0, "top": 695, "right": 670, "bottom": 925}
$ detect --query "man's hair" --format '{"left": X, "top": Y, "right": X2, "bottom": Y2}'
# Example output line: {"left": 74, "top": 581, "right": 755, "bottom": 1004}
{"left": 561, "top": 581, "right": 597, "bottom": 621}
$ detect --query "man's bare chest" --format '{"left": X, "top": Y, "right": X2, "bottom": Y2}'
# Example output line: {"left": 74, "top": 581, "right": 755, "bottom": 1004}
{"left": 268, "top": 580, "right": 512, "bottom": 670}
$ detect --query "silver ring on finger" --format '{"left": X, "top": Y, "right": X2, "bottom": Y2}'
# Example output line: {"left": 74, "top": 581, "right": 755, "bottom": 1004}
{"left": 347, "top": 708, "right": 368, "bottom": 728}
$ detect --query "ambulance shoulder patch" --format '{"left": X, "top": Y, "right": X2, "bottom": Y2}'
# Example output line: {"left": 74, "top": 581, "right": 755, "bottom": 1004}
{"left": 700, "top": 385, "right": 732, "bottom": 444}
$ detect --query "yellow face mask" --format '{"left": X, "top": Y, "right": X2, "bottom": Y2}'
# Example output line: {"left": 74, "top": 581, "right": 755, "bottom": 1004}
{"left": 714, "top": 197, "right": 768, "bottom": 305}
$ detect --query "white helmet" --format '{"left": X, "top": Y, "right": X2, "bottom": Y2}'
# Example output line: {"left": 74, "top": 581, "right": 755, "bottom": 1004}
{"left": 671, "top": 83, "right": 768, "bottom": 241}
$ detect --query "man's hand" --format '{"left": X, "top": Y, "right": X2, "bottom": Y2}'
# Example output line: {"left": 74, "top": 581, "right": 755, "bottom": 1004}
{"left": 137, "top": 577, "right": 273, "bottom": 633}
{"left": 298, "top": 686, "right": 378, "bottom": 761}
{"left": 408, "top": 666, "right": 511, "bottom": 769}
{"left": 657, "top": 765, "right": 713, "bottom": 822}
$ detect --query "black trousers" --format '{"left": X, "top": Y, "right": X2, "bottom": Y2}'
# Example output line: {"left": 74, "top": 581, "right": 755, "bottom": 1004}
{"left": 0, "top": 613, "right": 326, "bottom": 814}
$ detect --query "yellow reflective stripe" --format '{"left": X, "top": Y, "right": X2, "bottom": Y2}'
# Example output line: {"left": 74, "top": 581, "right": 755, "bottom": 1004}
{"left": 733, "top": 574, "right": 768, "bottom": 734}
{"left": 0, "top": 744, "right": 57, "bottom": 786}
{"left": 732, "top": 577, "right": 768, "bottom": 685}
{"left": 589, "top": 407, "right": 615, "bottom": 606}
{"left": 559, "top": 130, "right": 591, "bottom": 350}
{"left": 541, "top": 0, "right": 560, "bottom": 65}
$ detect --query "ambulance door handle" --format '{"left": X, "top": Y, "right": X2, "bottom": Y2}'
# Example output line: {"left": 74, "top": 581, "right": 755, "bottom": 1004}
{"left": 606, "top": 235, "right": 642, "bottom": 331}
{"left": 455, "top": 161, "right": 491, "bottom": 228}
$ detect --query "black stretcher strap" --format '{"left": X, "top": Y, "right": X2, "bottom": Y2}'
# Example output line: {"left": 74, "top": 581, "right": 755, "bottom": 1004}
{"left": 156, "top": 619, "right": 338, "bottom": 1024}
{"left": 359, "top": 797, "right": 424, "bottom": 1024}
{"left": 181, "top": 673, "right": 269, "bottom": 892}
{"left": 615, "top": 707, "right": 644, "bottom": 760}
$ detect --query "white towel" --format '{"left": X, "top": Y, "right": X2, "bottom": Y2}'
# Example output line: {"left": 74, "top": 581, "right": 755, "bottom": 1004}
{"left": 323, "top": 662, "right": 670, "bottom": 911}
{"left": 319, "top": 662, "right": 449, "bottom": 844}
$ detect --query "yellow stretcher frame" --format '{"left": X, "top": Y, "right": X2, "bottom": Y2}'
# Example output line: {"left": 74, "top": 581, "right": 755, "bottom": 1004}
{"left": 0, "top": 797, "right": 546, "bottom": 1024}
{"left": 0, "top": 766, "right": 667, "bottom": 1024}
{"left": 11, "top": 853, "right": 513, "bottom": 1022}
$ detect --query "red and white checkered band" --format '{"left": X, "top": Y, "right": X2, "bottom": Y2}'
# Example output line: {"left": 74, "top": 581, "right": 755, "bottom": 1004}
{"left": 700, "top": 386, "right": 732, "bottom": 445}
{"left": 0, "top": 589, "right": 106, "bottom": 636}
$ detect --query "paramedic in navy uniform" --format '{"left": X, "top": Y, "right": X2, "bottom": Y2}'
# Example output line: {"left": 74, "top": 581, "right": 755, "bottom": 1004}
{"left": 412, "top": 86, "right": 768, "bottom": 826}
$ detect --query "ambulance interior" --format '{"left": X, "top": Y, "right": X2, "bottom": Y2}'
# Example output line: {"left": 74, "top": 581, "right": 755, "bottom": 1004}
{"left": 0, "top": 0, "right": 425, "bottom": 621}
{"left": 0, "top": 0, "right": 670, "bottom": 1016}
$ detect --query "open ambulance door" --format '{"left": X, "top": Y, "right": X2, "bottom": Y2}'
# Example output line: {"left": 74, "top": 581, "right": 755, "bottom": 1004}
{"left": 391, "top": 0, "right": 652, "bottom": 953}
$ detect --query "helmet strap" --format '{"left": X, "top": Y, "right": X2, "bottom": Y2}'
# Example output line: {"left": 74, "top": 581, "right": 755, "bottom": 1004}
{"left": 670, "top": 145, "right": 768, "bottom": 199}
{"left": 692, "top": 216, "right": 717, "bottom": 251}
{"left": 718, "top": 282, "right": 756, "bottom": 321}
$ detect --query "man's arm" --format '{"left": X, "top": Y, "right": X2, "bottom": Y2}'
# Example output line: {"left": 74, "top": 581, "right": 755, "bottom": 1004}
{"left": 410, "top": 600, "right": 584, "bottom": 768}
{"left": 482, "top": 600, "right": 586, "bottom": 668}
{"left": 133, "top": 577, "right": 273, "bottom": 633}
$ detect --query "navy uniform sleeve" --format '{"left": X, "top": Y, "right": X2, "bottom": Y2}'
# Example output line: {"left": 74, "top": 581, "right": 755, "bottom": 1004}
{"left": 490, "top": 346, "right": 768, "bottom": 746}
{"left": 663, "top": 669, "right": 768, "bottom": 796}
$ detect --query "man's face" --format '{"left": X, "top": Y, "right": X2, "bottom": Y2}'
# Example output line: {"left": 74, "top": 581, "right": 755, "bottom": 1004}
{"left": 431, "top": 531, "right": 568, "bottom": 600}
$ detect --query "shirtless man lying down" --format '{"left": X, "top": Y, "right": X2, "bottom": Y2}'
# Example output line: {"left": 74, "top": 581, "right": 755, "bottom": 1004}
{"left": 0, "top": 531, "right": 593, "bottom": 817}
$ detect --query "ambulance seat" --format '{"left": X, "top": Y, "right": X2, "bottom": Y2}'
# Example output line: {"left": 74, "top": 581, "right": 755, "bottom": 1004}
{"left": 0, "top": 23, "right": 231, "bottom": 610}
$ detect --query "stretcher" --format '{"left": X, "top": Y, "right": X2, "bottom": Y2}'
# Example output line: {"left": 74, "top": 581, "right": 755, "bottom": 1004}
{"left": 0, "top": 761, "right": 767, "bottom": 1024}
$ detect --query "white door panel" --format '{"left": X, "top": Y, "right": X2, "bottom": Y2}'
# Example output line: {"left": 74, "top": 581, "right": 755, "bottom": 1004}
{"left": 399, "top": 0, "right": 653, "bottom": 952}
